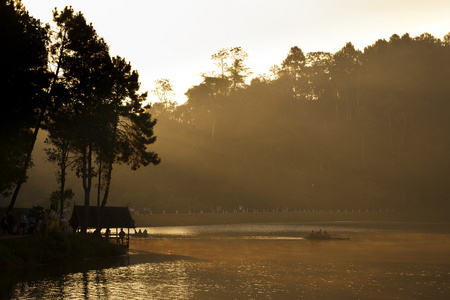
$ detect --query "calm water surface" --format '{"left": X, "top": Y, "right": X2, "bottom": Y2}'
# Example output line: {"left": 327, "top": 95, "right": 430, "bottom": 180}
{"left": 3, "top": 222, "right": 450, "bottom": 299}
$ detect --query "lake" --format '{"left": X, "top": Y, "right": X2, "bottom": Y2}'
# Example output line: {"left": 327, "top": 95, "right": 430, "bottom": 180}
{"left": 3, "top": 222, "right": 450, "bottom": 299}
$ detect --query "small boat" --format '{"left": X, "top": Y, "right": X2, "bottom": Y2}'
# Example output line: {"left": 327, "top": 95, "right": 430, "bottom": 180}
{"left": 133, "top": 229, "right": 149, "bottom": 238}
{"left": 305, "top": 236, "right": 349, "bottom": 240}
{"left": 305, "top": 230, "right": 349, "bottom": 240}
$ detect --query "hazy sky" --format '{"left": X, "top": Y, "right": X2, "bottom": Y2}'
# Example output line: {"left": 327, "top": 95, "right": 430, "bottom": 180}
{"left": 22, "top": 0, "right": 450, "bottom": 104}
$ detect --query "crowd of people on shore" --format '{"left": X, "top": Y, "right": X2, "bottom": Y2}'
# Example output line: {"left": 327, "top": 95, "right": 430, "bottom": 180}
{"left": 1, "top": 210, "right": 68, "bottom": 236}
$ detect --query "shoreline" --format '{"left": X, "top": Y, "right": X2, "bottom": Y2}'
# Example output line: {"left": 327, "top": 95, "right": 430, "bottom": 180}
{"left": 0, "top": 231, "right": 126, "bottom": 270}
{"left": 132, "top": 210, "right": 449, "bottom": 227}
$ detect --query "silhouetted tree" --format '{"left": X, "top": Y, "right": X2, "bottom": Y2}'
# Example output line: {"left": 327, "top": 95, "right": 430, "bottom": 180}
{"left": 50, "top": 9, "right": 160, "bottom": 231}
{"left": 282, "top": 46, "right": 306, "bottom": 76}
{"left": 45, "top": 111, "right": 77, "bottom": 216}
{"left": 331, "top": 42, "right": 362, "bottom": 122}
{"left": 209, "top": 47, "right": 250, "bottom": 91}
{"left": 444, "top": 32, "right": 450, "bottom": 45}
{"left": 281, "top": 46, "right": 307, "bottom": 98}
{"left": 211, "top": 48, "right": 229, "bottom": 79}
{"left": 304, "top": 51, "right": 333, "bottom": 101}
{"left": 227, "top": 47, "right": 251, "bottom": 90}
{"left": 99, "top": 57, "right": 160, "bottom": 209}
{"left": 0, "top": 0, "right": 50, "bottom": 206}
{"left": 49, "top": 189, "right": 74, "bottom": 214}
{"left": 53, "top": 7, "right": 114, "bottom": 232}
{"left": 151, "top": 78, "right": 177, "bottom": 117}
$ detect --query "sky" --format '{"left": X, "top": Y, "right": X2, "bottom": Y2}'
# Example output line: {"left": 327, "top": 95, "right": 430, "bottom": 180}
{"left": 22, "top": 0, "right": 450, "bottom": 104}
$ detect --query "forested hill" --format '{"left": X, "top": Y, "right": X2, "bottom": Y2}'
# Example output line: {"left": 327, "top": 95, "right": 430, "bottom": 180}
{"left": 140, "top": 34, "right": 450, "bottom": 213}
{"left": 12, "top": 33, "right": 450, "bottom": 214}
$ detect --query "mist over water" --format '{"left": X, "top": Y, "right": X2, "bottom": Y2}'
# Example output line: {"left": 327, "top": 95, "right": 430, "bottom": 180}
{"left": 4, "top": 222, "right": 450, "bottom": 299}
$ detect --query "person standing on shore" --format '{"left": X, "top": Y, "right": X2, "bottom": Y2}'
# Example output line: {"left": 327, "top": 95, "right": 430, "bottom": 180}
{"left": 119, "top": 228, "right": 125, "bottom": 245}
{"left": 20, "top": 214, "right": 27, "bottom": 234}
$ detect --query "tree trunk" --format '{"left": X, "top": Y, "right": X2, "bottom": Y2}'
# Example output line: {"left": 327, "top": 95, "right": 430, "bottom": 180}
{"left": 101, "top": 162, "right": 113, "bottom": 208}
{"left": 81, "top": 143, "right": 93, "bottom": 233}
{"left": 59, "top": 161, "right": 66, "bottom": 217}
{"left": 101, "top": 122, "right": 118, "bottom": 208}
{"left": 59, "top": 142, "right": 70, "bottom": 217}
{"left": 97, "top": 159, "right": 102, "bottom": 230}
{"left": 7, "top": 119, "right": 41, "bottom": 213}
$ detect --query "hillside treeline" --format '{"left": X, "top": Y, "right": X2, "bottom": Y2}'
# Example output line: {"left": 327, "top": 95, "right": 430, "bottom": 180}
{"left": 140, "top": 33, "right": 450, "bottom": 213}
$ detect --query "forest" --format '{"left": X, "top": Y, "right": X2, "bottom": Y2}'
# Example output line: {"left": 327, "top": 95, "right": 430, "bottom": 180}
{"left": 2, "top": 1, "right": 450, "bottom": 216}
{"left": 144, "top": 35, "right": 450, "bottom": 213}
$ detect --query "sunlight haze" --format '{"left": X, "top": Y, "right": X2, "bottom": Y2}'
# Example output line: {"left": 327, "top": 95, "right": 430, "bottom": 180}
{"left": 22, "top": 0, "right": 450, "bottom": 104}
{"left": 3, "top": 1, "right": 450, "bottom": 297}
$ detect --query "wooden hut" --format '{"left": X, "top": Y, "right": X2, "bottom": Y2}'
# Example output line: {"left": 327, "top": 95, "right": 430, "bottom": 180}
{"left": 69, "top": 205, "right": 135, "bottom": 246}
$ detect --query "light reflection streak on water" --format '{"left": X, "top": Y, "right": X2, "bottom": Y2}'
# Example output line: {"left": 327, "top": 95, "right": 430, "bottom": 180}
{"left": 138, "top": 223, "right": 369, "bottom": 239}
{"left": 92, "top": 222, "right": 410, "bottom": 238}
{"left": 145, "top": 223, "right": 336, "bottom": 236}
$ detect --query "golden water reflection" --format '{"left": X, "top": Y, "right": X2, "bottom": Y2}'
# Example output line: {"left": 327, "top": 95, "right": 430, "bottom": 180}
{"left": 10, "top": 262, "right": 194, "bottom": 300}
{"left": 6, "top": 223, "right": 450, "bottom": 299}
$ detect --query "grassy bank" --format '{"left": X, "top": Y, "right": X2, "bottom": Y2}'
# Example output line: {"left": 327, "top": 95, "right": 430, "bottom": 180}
{"left": 0, "top": 231, "right": 126, "bottom": 270}
{"left": 133, "top": 210, "right": 450, "bottom": 227}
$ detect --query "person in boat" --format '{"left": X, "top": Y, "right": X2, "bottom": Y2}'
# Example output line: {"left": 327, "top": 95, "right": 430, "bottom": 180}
{"left": 143, "top": 229, "right": 148, "bottom": 237}
{"left": 323, "top": 230, "right": 330, "bottom": 238}
{"left": 310, "top": 230, "right": 315, "bottom": 237}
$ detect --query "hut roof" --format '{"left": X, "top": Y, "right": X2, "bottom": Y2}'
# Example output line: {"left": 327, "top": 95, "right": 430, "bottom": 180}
{"left": 69, "top": 205, "right": 135, "bottom": 229}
